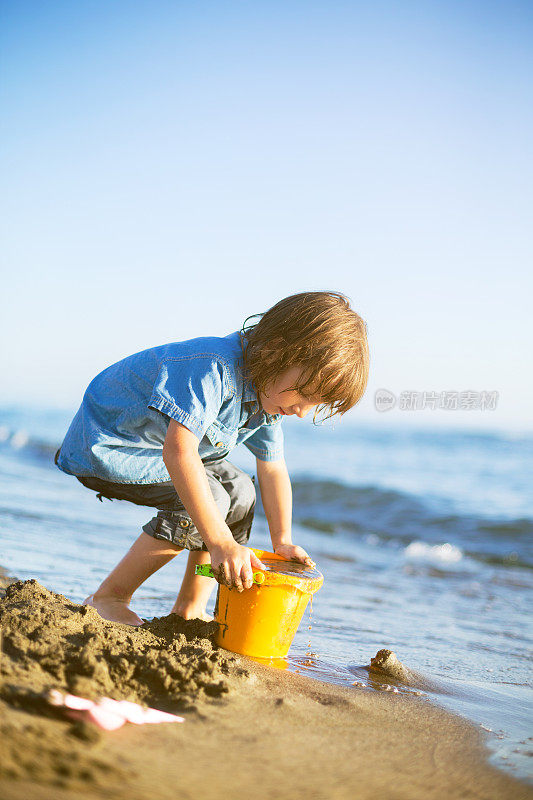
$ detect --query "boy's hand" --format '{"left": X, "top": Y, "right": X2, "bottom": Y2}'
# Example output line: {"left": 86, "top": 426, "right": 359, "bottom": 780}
{"left": 274, "top": 543, "right": 315, "bottom": 568}
{"left": 209, "top": 541, "right": 266, "bottom": 592}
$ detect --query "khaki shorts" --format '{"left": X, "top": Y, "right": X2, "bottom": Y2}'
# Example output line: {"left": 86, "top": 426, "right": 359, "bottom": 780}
{"left": 76, "top": 459, "right": 256, "bottom": 551}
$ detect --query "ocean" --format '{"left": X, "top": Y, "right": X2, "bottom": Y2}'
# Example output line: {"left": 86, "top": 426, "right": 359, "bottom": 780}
{"left": 0, "top": 404, "right": 531, "bottom": 781}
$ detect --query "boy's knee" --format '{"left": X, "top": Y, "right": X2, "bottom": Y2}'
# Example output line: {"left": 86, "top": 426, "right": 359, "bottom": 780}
{"left": 207, "top": 475, "right": 232, "bottom": 519}
{"left": 208, "top": 465, "right": 256, "bottom": 519}
{"left": 226, "top": 471, "right": 256, "bottom": 546}
{"left": 234, "top": 471, "right": 256, "bottom": 513}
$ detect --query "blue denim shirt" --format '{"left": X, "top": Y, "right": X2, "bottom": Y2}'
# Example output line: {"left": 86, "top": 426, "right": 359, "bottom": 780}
{"left": 56, "top": 331, "right": 284, "bottom": 484}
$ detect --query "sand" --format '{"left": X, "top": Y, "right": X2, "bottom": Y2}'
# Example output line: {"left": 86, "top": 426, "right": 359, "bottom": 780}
{"left": 0, "top": 577, "right": 531, "bottom": 800}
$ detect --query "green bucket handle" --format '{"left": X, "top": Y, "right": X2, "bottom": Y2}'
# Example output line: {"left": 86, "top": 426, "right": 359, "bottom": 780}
{"left": 195, "top": 563, "right": 265, "bottom": 585}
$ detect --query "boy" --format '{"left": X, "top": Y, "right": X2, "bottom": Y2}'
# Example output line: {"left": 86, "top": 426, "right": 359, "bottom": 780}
{"left": 55, "top": 291, "right": 369, "bottom": 626}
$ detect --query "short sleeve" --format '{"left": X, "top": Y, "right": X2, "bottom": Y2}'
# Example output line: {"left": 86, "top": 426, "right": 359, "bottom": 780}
{"left": 148, "top": 356, "right": 230, "bottom": 440}
{"left": 244, "top": 419, "right": 284, "bottom": 461}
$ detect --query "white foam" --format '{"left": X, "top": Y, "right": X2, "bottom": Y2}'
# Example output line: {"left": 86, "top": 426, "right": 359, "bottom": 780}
{"left": 404, "top": 541, "right": 463, "bottom": 565}
{"left": 10, "top": 430, "right": 29, "bottom": 449}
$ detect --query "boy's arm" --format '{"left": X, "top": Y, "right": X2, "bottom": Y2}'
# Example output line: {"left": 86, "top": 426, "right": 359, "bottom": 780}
{"left": 255, "top": 457, "right": 314, "bottom": 567}
{"left": 163, "top": 420, "right": 264, "bottom": 590}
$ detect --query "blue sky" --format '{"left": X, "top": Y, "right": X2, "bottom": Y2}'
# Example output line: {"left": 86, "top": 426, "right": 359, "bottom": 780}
{"left": 1, "top": 0, "right": 532, "bottom": 430}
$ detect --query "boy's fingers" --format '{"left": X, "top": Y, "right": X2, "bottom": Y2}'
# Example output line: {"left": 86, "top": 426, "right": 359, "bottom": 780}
{"left": 241, "top": 563, "right": 253, "bottom": 590}
{"left": 228, "top": 560, "right": 243, "bottom": 591}
{"left": 215, "top": 563, "right": 230, "bottom": 586}
{"left": 250, "top": 553, "right": 266, "bottom": 570}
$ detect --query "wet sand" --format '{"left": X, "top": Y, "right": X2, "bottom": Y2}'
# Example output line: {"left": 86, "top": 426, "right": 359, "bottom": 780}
{"left": 0, "top": 576, "right": 531, "bottom": 800}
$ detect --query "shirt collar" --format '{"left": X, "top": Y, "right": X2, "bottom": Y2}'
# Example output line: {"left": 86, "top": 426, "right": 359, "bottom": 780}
{"left": 243, "top": 379, "right": 258, "bottom": 405}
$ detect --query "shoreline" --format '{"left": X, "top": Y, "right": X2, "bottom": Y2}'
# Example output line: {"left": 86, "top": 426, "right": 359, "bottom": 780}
{"left": 0, "top": 575, "right": 531, "bottom": 799}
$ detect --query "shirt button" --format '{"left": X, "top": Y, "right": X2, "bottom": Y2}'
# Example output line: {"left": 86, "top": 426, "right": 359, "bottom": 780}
{"left": 215, "top": 441, "right": 224, "bottom": 448}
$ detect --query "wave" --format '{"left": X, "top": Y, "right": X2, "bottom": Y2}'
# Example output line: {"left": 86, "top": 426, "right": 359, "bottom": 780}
{"left": 1, "top": 428, "right": 531, "bottom": 570}
{"left": 290, "top": 478, "right": 533, "bottom": 571}
{"left": 291, "top": 478, "right": 531, "bottom": 539}
{"left": 404, "top": 541, "right": 463, "bottom": 565}
{"left": 0, "top": 426, "right": 58, "bottom": 463}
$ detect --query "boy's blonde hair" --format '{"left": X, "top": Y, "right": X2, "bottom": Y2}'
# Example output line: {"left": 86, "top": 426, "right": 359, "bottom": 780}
{"left": 241, "top": 291, "right": 369, "bottom": 421}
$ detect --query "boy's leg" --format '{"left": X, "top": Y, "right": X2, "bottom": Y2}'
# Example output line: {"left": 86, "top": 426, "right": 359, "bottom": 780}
{"left": 168, "top": 460, "right": 256, "bottom": 620}
{"left": 79, "top": 466, "right": 254, "bottom": 624}
{"left": 171, "top": 549, "right": 217, "bottom": 621}
{"left": 85, "top": 532, "right": 183, "bottom": 626}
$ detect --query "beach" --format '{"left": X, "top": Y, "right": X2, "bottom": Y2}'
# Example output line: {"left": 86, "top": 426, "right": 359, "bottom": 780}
{"left": 1, "top": 576, "right": 531, "bottom": 800}
{"left": 1, "top": 407, "right": 532, "bottom": 792}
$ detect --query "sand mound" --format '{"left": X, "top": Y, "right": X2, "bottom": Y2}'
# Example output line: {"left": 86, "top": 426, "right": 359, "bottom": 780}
{"left": 368, "top": 649, "right": 450, "bottom": 695}
{"left": 369, "top": 649, "right": 412, "bottom": 682}
{"left": 0, "top": 579, "right": 250, "bottom": 788}
{"left": 1, "top": 579, "right": 249, "bottom": 708}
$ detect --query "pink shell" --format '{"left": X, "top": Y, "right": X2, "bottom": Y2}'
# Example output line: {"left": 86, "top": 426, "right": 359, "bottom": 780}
{"left": 87, "top": 706, "right": 126, "bottom": 731}
{"left": 47, "top": 692, "right": 184, "bottom": 728}
{"left": 141, "top": 707, "right": 184, "bottom": 724}
{"left": 63, "top": 694, "right": 95, "bottom": 710}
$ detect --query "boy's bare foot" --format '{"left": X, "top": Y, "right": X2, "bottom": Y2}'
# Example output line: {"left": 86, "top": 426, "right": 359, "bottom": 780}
{"left": 83, "top": 594, "right": 144, "bottom": 627}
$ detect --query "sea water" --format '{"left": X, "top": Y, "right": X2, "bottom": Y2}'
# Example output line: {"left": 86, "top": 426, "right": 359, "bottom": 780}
{"left": 0, "top": 404, "right": 531, "bottom": 781}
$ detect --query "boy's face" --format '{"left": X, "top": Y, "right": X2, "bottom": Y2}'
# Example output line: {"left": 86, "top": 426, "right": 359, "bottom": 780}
{"left": 259, "top": 366, "right": 322, "bottom": 418}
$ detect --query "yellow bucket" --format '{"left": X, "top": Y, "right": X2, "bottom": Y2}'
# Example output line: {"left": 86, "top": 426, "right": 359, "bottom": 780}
{"left": 214, "top": 548, "right": 323, "bottom": 659}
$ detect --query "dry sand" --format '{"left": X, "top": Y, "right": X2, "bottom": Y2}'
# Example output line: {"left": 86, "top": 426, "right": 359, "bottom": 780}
{"left": 0, "top": 576, "right": 531, "bottom": 800}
